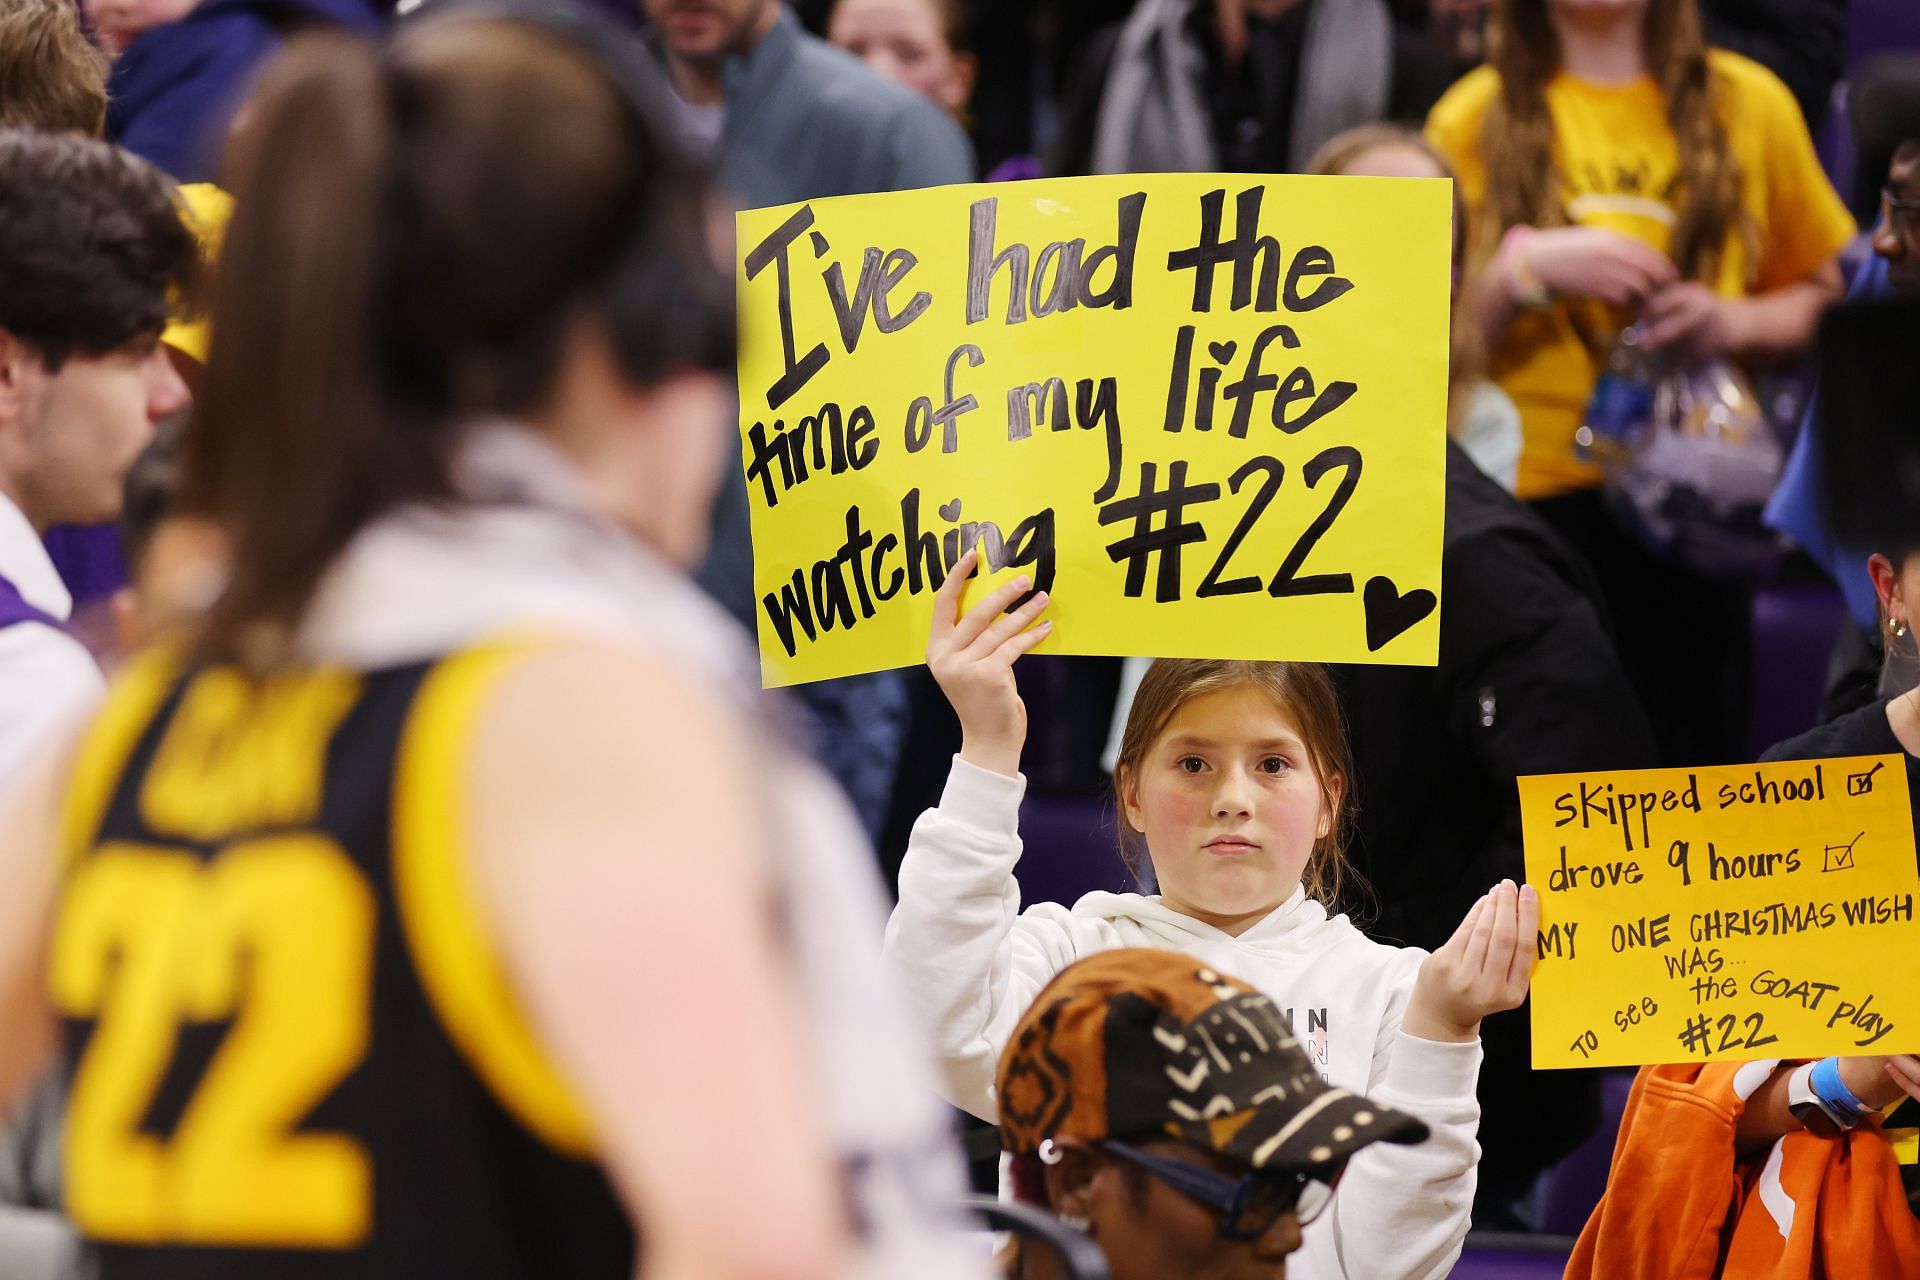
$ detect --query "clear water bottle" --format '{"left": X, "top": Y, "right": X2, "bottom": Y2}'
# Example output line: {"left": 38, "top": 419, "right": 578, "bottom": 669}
{"left": 1606, "top": 357, "right": 1785, "bottom": 577}
{"left": 1577, "top": 324, "right": 1655, "bottom": 468}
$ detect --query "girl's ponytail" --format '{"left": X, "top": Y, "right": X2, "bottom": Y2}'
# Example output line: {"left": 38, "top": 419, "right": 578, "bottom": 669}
{"left": 1646, "top": 0, "right": 1744, "bottom": 283}
{"left": 181, "top": 19, "right": 721, "bottom": 668}
{"left": 1478, "top": 0, "right": 1562, "bottom": 267}
{"left": 184, "top": 32, "right": 421, "bottom": 667}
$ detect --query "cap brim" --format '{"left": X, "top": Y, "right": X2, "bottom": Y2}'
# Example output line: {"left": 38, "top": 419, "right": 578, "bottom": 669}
{"left": 1174, "top": 1084, "right": 1429, "bottom": 1174}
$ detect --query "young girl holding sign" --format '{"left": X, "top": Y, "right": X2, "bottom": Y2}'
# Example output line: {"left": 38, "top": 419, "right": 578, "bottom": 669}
{"left": 885, "top": 554, "right": 1539, "bottom": 1280}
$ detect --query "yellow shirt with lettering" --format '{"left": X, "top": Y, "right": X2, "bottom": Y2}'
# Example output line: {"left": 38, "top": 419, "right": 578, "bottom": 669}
{"left": 1426, "top": 51, "right": 1856, "bottom": 499}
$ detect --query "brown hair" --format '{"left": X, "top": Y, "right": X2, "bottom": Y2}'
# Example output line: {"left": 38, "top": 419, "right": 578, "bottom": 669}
{"left": 181, "top": 19, "right": 723, "bottom": 667}
{"left": 1475, "top": 0, "right": 1745, "bottom": 284}
{"left": 0, "top": 0, "right": 108, "bottom": 136}
{"left": 0, "top": 129, "right": 195, "bottom": 369}
{"left": 1112, "top": 660, "right": 1362, "bottom": 915}
{"left": 1309, "top": 123, "right": 1483, "bottom": 436}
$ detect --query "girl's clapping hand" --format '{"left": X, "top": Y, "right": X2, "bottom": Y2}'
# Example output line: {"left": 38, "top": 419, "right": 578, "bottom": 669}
{"left": 1404, "top": 880, "right": 1541, "bottom": 1043}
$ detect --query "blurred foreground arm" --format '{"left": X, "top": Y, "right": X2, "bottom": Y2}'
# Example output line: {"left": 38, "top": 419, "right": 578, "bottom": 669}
{"left": 469, "top": 642, "right": 846, "bottom": 1280}
{"left": 0, "top": 753, "right": 63, "bottom": 1112}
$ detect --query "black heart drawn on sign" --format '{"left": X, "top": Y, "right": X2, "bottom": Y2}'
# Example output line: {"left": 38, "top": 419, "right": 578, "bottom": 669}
{"left": 1208, "top": 340, "right": 1237, "bottom": 365}
{"left": 1363, "top": 576, "right": 1436, "bottom": 652}
{"left": 939, "top": 499, "right": 963, "bottom": 521}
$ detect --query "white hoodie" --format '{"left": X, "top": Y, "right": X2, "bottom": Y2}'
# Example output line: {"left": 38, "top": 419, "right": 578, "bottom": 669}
{"left": 885, "top": 757, "right": 1483, "bottom": 1280}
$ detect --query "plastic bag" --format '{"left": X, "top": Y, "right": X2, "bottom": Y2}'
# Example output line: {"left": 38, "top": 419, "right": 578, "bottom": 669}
{"left": 1577, "top": 326, "right": 1786, "bottom": 578}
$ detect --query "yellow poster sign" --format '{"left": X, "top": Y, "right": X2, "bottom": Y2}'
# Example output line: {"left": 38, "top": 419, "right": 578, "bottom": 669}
{"left": 734, "top": 174, "right": 1451, "bottom": 687}
{"left": 1521, "top": 757, "right": 1920, "bottom": 1069}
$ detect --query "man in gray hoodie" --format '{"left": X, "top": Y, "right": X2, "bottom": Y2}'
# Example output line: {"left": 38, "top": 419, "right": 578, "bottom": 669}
{"left": 645, "top": 0, "right": 973, "bottom": 841}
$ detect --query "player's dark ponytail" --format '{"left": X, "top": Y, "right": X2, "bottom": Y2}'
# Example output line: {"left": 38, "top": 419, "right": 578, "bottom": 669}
{"left": 183, "top": 32, "right": 399, "bottom": 667}
{"left": 182, "top": 18, "right": 715, "bottom": 666}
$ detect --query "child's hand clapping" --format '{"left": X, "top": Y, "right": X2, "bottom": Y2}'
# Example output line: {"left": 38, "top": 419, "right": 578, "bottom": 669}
{"left": 1403, "top": 880, "right": 1540, "bottom": 1044}
{"left": 927, "top": 548, "right": 1051, "bottom": 778}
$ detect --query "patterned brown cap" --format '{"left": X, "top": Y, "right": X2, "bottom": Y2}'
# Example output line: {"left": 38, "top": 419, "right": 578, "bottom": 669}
{"left": 995, "top": 949, "right": 1428, "bottom": 1172}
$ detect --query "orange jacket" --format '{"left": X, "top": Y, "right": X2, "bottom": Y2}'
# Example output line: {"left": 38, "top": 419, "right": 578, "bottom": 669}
{"left": 1566, "top": 1063, "right": 1920, "bottom": 1280}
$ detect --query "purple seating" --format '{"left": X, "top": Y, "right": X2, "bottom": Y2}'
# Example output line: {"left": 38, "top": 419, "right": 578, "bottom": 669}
{"left": 1816, "top": 80, "right": 1856, "bottom": 200}
{"left": 1848, "top": 0, "right": 1920, "bottom": 69}
{"left": 1746, "top": 579, "right": 1848, "bottom": 760}
{"left": 1453, "top": 1236, "right": 1576, "bottom": 1280}
{"left": 1824, "top": 0, "right": 1920, "bottom": 215}
{"left": 1535, "top": 1069, "right": 1635, "bottom": 1236}
{"left": 1014, "top": 791, "right": 1136, "bottom": 908}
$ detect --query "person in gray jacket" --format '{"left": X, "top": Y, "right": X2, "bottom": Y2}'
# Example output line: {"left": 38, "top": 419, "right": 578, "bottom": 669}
{"left": 644, "top": 0, "right": 973, "bottom": 841}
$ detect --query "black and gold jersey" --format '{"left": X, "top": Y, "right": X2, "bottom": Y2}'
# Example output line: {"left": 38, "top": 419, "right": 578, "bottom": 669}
{"left": 49, "top": 641, "right": 633, "bottom": 1279}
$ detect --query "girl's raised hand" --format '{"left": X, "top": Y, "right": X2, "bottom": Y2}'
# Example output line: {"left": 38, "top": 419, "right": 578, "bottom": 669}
{"left": 1403, "top": 880, "right": 1540, "bottom": 1044}
{"left": 927, "top": 548, "right": 1051, "bottom": 778}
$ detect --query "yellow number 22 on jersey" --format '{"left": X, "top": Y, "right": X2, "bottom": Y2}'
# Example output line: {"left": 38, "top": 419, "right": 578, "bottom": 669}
{"left": 50, "top": 835, "right": 376, "bottom": 1248}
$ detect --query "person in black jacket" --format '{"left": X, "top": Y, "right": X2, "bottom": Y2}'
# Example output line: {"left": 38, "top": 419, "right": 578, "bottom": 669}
{"left": 1332, "top": 442, "right": 1658, "bottom": 1226}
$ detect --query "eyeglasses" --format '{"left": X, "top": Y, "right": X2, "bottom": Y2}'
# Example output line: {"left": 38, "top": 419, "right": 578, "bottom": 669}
{"left": 1883, "top": 187, "right": 1920, "bottom": 236}
{"left": 1096, "top": 1139, "right": 1345, "bottom": 1242}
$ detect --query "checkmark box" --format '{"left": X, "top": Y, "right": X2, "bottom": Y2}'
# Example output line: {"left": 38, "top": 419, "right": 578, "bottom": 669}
{"left": 1848, "top": 761, "right": 1886, "bottom": 796}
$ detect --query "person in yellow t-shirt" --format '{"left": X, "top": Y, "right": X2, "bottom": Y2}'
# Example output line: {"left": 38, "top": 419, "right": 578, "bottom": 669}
{"left": 1424, "top": 0, "right": 1853, "bottom": 767}
{"left": 1427, "top": 0, "right": 1853, "bottom": 502}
